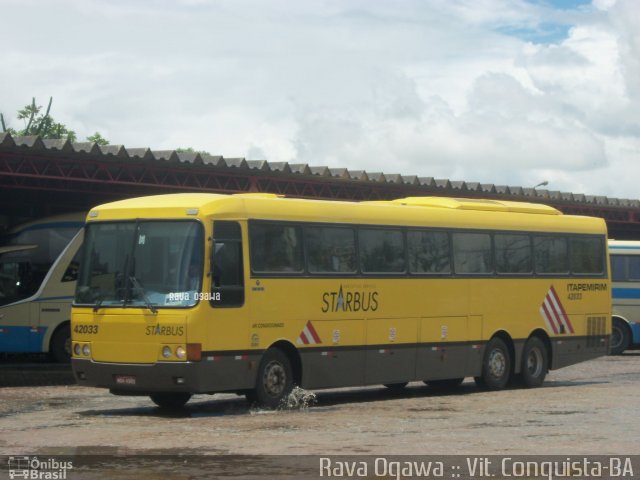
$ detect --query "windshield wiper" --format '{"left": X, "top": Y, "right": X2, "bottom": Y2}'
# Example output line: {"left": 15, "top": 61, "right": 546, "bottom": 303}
{"left": 92, "top": 297, "right": 103, "bottom": 313}
{"left": 92, "top": 290, "right": 104, "bottom": 312}
{"left": 129, "top": 276, "right": 157, "bottom": 314}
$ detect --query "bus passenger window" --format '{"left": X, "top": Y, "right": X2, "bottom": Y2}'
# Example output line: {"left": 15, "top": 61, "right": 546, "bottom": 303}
{"left": 495, "top": 234, "right": 531, "bottom": 274}
{"left": 359, "top": 228, "right": 405, "bottom": 274}
{"left": 408, "top": 231, "right": 450, "bottom": 274}
{"left": 534, "top": 236, "right": 568, "bottom": 274}
{"left": 249, "top": 223, "right": 303, "bottom": 274}
{"left": 452, "top": 233, "right": 492, "bottom": 274}
{"left": 570, "top": 237, "right": 604, "bottom": 274}
{"left": 305, "top": 227, "right": 356, "bottom": 274}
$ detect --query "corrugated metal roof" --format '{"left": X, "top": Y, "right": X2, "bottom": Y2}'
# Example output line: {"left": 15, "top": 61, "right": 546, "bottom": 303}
{"left": 0, "top": 132, "right": 638, "bottom": 208}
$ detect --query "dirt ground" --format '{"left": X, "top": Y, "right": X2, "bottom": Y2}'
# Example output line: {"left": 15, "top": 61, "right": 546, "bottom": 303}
{"left": 1, "top": 353, "right": 639, "bottom": 460}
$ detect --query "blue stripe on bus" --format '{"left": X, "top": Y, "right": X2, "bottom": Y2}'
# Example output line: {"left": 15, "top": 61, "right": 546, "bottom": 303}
{"left": 632, "top": 323, "right": 640, "bottom": 345}
{"left": 0, "top": 325, "right": 47, "bottom": 353}
{"left": 34, "top": 296, "right": 74, "bottom": 302}
{"left": 610, "top": 246, "right": 640, "bottom": 250}
{"left": 612, "top": 287, "right": 640, "bottom": 299}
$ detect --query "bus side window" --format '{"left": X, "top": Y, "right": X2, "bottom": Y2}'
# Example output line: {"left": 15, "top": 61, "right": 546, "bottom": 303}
{"left": 249, "top": 223, "right": 303, "bottom": 273}
{"left": 452, "top": 232, "right": 492, "bottom": 274}
{"left": 629, "top": 257, "right": 640, "bottom": 281}
{"left": 211, "top": 221, "right": 244, "bottom": 308}
{"left": 610, "top": 255, "right": 626, "bottom": 282}
{"left": 495, "top": 233, "right": 531, "bottom": 274}
{"left": 570, "top": 237, "right": 604, "bottom": 275}
{"left": 534, "top": 236, "right": 568, "bottom": 274}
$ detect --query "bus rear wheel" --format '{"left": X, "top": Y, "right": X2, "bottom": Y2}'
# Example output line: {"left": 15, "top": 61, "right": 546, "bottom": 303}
{"left": 610, "top": 318, "right": 630, "bottom": 355}
{"left": 521, "top": 337, "right": 548, "bottom": 388}
{"left": 149, "top": 392, "right": 192, "bottom": 409}
{"left": 252, "top": 348, "right": 294, "bottom": 409}
{"left": 475, "top": 337, "right": 511, "bottom": 390}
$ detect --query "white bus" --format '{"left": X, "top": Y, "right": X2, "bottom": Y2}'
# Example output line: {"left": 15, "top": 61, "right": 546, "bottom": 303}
{"left": 0, "top": 213, "right": 84, "bottom": 362}
{"left": 609, "top": 240, "right": 640, "bottom": 354}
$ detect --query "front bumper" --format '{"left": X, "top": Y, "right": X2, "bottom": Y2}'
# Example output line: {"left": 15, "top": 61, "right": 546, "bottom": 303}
{"left": 72, "top": 356, "right": 258, "bottom": 394}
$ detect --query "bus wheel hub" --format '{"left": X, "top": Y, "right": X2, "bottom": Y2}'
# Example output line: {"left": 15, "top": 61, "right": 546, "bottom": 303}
{"left": 263, "top": 361, "right": 286, "bottom": 397}
{"left": 488, "top": 350, "right": 506, "bottom": 378}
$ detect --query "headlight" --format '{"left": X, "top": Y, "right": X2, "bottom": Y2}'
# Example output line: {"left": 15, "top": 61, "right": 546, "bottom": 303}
{"left": 73, "top": 343, "right": 81, "bottom": 356}
{"left": 176, "top": 346, "right": 186, "bottom": 359}
{"left": 162, "top": 346, "right": 172, "bottom": 359}
{"left": 82, "top": 344, "right": 91, "bottom": 356}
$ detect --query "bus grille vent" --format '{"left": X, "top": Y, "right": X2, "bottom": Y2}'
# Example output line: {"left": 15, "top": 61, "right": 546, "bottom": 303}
{"left": 586, "top": 316, "right": 607, "bottom": 348}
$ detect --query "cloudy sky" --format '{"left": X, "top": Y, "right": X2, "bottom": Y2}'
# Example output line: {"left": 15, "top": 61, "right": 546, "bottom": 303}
{"left": 1, "top": 0, "right": 639, "bottom": 198}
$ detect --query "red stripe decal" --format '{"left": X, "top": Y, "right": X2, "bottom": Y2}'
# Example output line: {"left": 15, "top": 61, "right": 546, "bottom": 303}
{"left": 550, "top": 285, "right": 574, "bottom": 333}
{"left": 306, "top": 321, "right": 322, "bottom": 344}
{"left": 541, "top": 301, "right": 559, "bottom": 334}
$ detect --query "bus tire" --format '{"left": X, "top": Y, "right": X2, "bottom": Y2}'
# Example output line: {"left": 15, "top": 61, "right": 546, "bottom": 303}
{"left": 254, "top": 348, "right": 294, "bottom": 409}
{"left": 521, "top": 337, "right": 548, "bottom": 388}
{"left": 50, "top": 324, "right": 71, "bottom": 363}
{"left": 384, "top": 382, "right": 408, "bottom": 390}
{"left": 610, "top": 318, "right": 630, "bottom": 355}
{"left": 475, "top": 337, "right": 511, "bottom": 390}
{"left": 149, "top": 392, "right": 192, "bottom": 409}
{"left": 427, "top": 378, "right": 464, "bottom": 389}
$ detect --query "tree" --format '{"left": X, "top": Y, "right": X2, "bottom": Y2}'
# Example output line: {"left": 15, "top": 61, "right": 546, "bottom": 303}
{"left": 86, "top": 132, "right": 109, "bottom": 145}
{"left": 1, "top": 97, "right": 108, "bottom": 144}
{"left": 176, "top": 147, "right": 211, "bottom": 156}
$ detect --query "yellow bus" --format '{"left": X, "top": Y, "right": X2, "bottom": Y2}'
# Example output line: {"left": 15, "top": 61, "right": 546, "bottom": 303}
{"left": 71, "top": 193, "right": 610, "bottom": 408}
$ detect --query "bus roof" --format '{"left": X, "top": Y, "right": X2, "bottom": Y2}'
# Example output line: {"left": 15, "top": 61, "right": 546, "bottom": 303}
{"left": 87, "top": 193, "right": 607, "bottom": 235}
{"left": 6, "top": 212, "right": 86, "bottom": 236}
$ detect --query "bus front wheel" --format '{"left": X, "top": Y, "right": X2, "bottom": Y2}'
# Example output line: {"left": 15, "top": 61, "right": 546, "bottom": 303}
{"left": 50, "top": 324, "right": 71, "bottom": 363}
{"left": 610, "top": 318, "right": 630, "bottom": 355}
{"left": 252, "top": 348, "right": 294, "bottom": 409}
{"left": 475, "top": 337, "right": 511, "bottom": 390}
{"left": 521, "top": 337, "right": 548, "bottom": 388}
{"left": 149, "top": 392, "right": 192, "bottom": 409}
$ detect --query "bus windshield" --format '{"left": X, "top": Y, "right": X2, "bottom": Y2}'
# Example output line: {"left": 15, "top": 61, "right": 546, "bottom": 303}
{"left": 76, "top": 221, "right": 204, "bottom": 308}
{"left": 0, "top": 221, "right": 81, "bottom": 307}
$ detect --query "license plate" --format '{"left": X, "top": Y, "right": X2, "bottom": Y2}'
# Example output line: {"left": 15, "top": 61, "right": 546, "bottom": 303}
{"left": 114, "top": 375, "right": 136, "bottom": 385}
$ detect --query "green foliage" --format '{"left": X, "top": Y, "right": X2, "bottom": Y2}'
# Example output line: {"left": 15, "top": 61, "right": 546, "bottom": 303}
{"left": 87, "top": 132, "right": 109, "bottom": 145}
{"left": 1, "top": 97, "right": 108, "bottom": 144}
{"left": 176, "top": 147, "right": 211, "bottom": 156}
{"left": 2, "top": 97, "right": 77, "bottom": 142}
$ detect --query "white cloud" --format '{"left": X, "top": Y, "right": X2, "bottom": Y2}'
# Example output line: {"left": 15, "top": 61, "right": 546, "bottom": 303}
{"left": 0, "top": 0, "right": 638, "bottom": 198}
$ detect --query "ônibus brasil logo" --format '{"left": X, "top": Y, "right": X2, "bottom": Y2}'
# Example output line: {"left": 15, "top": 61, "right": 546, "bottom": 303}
{"left": 7, "top": 456, "right": 73, "bottom": 479}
